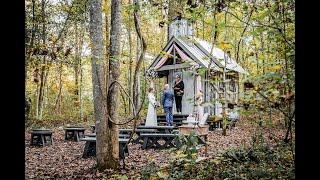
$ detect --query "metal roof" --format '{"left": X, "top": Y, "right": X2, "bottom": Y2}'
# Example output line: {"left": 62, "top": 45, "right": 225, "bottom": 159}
{"left": 148, "top": 36, "right": 248, "bottom": 74}
{"left": 193, "top": 38, "right": 248, "bottom": 74}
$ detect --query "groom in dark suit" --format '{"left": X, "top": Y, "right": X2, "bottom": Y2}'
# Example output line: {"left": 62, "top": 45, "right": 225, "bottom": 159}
{"left": 162, "top": 84, "right": 174, "bottom": 126}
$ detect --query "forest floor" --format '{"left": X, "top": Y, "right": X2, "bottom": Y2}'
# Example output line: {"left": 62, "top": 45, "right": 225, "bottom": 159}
{"left": 25, "top": 117, "right": 287, "bottom": 179}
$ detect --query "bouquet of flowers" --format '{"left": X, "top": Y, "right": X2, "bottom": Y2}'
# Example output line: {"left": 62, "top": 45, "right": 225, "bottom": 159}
{"left": 154, "top": 101, "right": 160, "bottom": 108}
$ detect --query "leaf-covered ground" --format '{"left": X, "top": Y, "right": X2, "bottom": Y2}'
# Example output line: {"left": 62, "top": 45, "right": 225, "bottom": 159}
{"left": 25, "top": 118, "right": 287, "bottom": 179}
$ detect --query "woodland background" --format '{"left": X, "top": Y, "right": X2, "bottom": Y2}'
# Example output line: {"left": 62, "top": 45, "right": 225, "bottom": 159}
{"left": 25, "top": 0, "right": 295, "bottom": 178}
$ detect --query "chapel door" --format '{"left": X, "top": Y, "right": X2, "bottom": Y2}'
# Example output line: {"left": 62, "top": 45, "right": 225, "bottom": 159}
{"left": 181, "top": 69, "right": 195, "bottom": 115}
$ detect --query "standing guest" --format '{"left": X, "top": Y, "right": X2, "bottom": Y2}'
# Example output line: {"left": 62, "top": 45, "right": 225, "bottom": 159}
{"left": 196, "top": 90, "right": 204, "bottom": 122}
{"left": 145, "top": 87, "right": 158, "bottom": 126}
{"left": 173, "top": 74, "right": 184, "bottom": 114}
{"left": 162, "top": 84, "right": 174, "bottom": 126}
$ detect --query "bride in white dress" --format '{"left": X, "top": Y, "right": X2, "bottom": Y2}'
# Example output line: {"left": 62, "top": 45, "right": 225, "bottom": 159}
{"left": 145, "top": 87, "right": 158, "bottom": 126}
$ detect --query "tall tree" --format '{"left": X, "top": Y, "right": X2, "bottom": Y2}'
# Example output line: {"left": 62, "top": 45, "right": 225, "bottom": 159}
{"left": 132, "top": 0, "right": 146, "bottom": 112}
{"left": 106, "top": 0, "right": 122, "bottom": 169}
{"left": 88, "top": 0, "right": 120, "bottom": 170}
{"left": 36, "top": 0, "right": 48, "bottom": 120}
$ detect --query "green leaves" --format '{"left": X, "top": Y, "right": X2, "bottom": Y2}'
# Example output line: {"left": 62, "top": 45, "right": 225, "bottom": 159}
{"left": 119, "top": 175, "right": 128, "bottom": 180}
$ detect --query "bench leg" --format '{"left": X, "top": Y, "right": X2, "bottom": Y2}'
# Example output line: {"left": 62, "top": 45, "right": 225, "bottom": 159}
{"left": 82, "top": 141, "right": 90, "bottom": 158}
{"left": 83, "top": 141, "right": 96, "bottom": 158}
{"left": 30, "top": 134, "right": 34, "bottom": 146}
{"left": 35, "top": 135, "right": 41, "bottom": 146}
{"left": 41, "top": 135, "right": 45, "bottom": 147}
{"left": 119, "top": 144, "right": 125, "bottom": 160}
{"left": 31, "top": 134, "right": 41, "bottom": 146}
{"left": 90, "top": 142, "right": 96, "bottom": 156}
{"left": 79, "top": 131, "right": 85, "bottom": 139}
{"left": 142, "top": 137, "right": 149, "bottom": 149}
{"left": 51, "top": 135, "right": 54, "bottom": 146}
{"left": 43, "top": 135, "right": 47, "bottom": 145}
{"left": 76, "top": 132, "right": 80, "bottom": 142}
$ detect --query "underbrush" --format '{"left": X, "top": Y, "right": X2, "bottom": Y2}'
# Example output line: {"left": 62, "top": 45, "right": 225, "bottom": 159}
{"left": 140, "top": 132, "right": 295, "bottom": 179}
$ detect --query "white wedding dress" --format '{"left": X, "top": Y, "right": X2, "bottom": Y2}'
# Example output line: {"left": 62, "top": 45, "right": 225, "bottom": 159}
{"left": 145, "top": 93, "right": 157, "bottom": 126}
{"left": 196, "top": 92, "right": 204, "bottom": 122}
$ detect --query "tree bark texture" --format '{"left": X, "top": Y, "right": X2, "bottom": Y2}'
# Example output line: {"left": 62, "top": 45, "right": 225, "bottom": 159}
{"left": 132, "top": 0, "right": 146, "bottom": 113}
{"left": 89, "top": 0, "right": 119, "bottom": 170}
{"left": 37, "top": 0, "right": 48, "bottom": 120}
{"left": 107, "top": 0, "right": 121, "bottom": 169}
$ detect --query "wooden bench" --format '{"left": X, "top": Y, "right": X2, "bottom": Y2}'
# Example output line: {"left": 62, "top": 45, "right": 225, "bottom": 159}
{"left": 30, "top": 130, "right": 53, "bottom": 147}
{"left": 84, "top": 133, "right": 130, "bottom": 139}
{"left": 84, "top": 133, "right": 96, "bottom": 137}
{"left": 80, "top": 137, "right": 129, "bottom": 160}
{"left": 207, "top": 119, "right": 223, "bottom": 130}
{"left": 134, "top": 126, "right": 174, "bottom": 144}
{"left": 119, "top": 129, "right": 133, "bottom": 135}
{"left": 140, "top": 133, "right": 179, "bottom": 149}
{"left": 132, "top": 129, "right": 158, "bottom": 144}
{"left": 137, "top": 125, "right": 175, "bottom": 134}
{"left": 64, "top": 127, "right": 86, "bottom": 142}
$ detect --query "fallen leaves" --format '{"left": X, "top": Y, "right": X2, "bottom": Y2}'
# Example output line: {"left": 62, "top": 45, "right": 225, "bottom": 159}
{"left": 25, "top": 118, "right": 288, "bottom": 179}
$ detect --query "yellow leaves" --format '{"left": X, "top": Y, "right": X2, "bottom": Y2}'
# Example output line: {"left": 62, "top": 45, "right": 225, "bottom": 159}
{"left": 175, "top": 150, "right": 188, "bottom": 158}
{"left": 272, "top": 65, "right": 282, "bottom": 71}
{"left": 52, "top": 84, "right": 59, "bottom": 92}
{"left": 212, "top": 158, "right": 221, "bottom": 165}
{"left": 216, "top": 11, "right": 225, "bottom": 19}
{"left": 219, "top": 41, "right": 232, "bottom": 50}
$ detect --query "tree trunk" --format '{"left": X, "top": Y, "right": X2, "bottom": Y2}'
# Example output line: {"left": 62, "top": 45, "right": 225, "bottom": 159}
{"left": 260, "top": 33, "right": 265, "bottom": 74}
{"left": 105, "top": 8, "right": 110, "bottom": 94}
{"left": 54, "top": 62, "right": 63, "bottom": 114}
{"left": 78, "top": 32, "right": 84, "bottom": 120}
{"left": 27, "top": 0, "right": 36, "bottom": 61}
{"left": 222, "top": 3, "right": 230, "bottom": 136}
{"left": 75, "top": 22, "right": 85, "bottom": 120}
{"left": 126, "top": 25, "right": 133, "bottom": 114}
{"left": 107, "top": 0, "right": 122, "bottom": 169}
{"left": 89, "top": 0, "right": 120, "bottom": 170}
{"left": 133, "top": 35, "right": 140, "bottom": 110}
{"left": 79, "top": 59, "right": 83, "bottom": 120}
{"left": 222, "top": 55, "right": 227, "bottom": 136}
{"left": 74, "top": 23, "right": 80, "bottom": 96}
{"left": 38, "top": 64, "right": 48, "bottom": 120}
{"left": 34, "top": 79, "right": 39, "bottom": 118}
{"left": 235, "top": 9, "right": 253, "bottom": 63}
{"left": 37, "top": 0, "right": 47, "bottom": 120}
{"left": 132, "top": 0, "right": 146, "bottom": 113}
